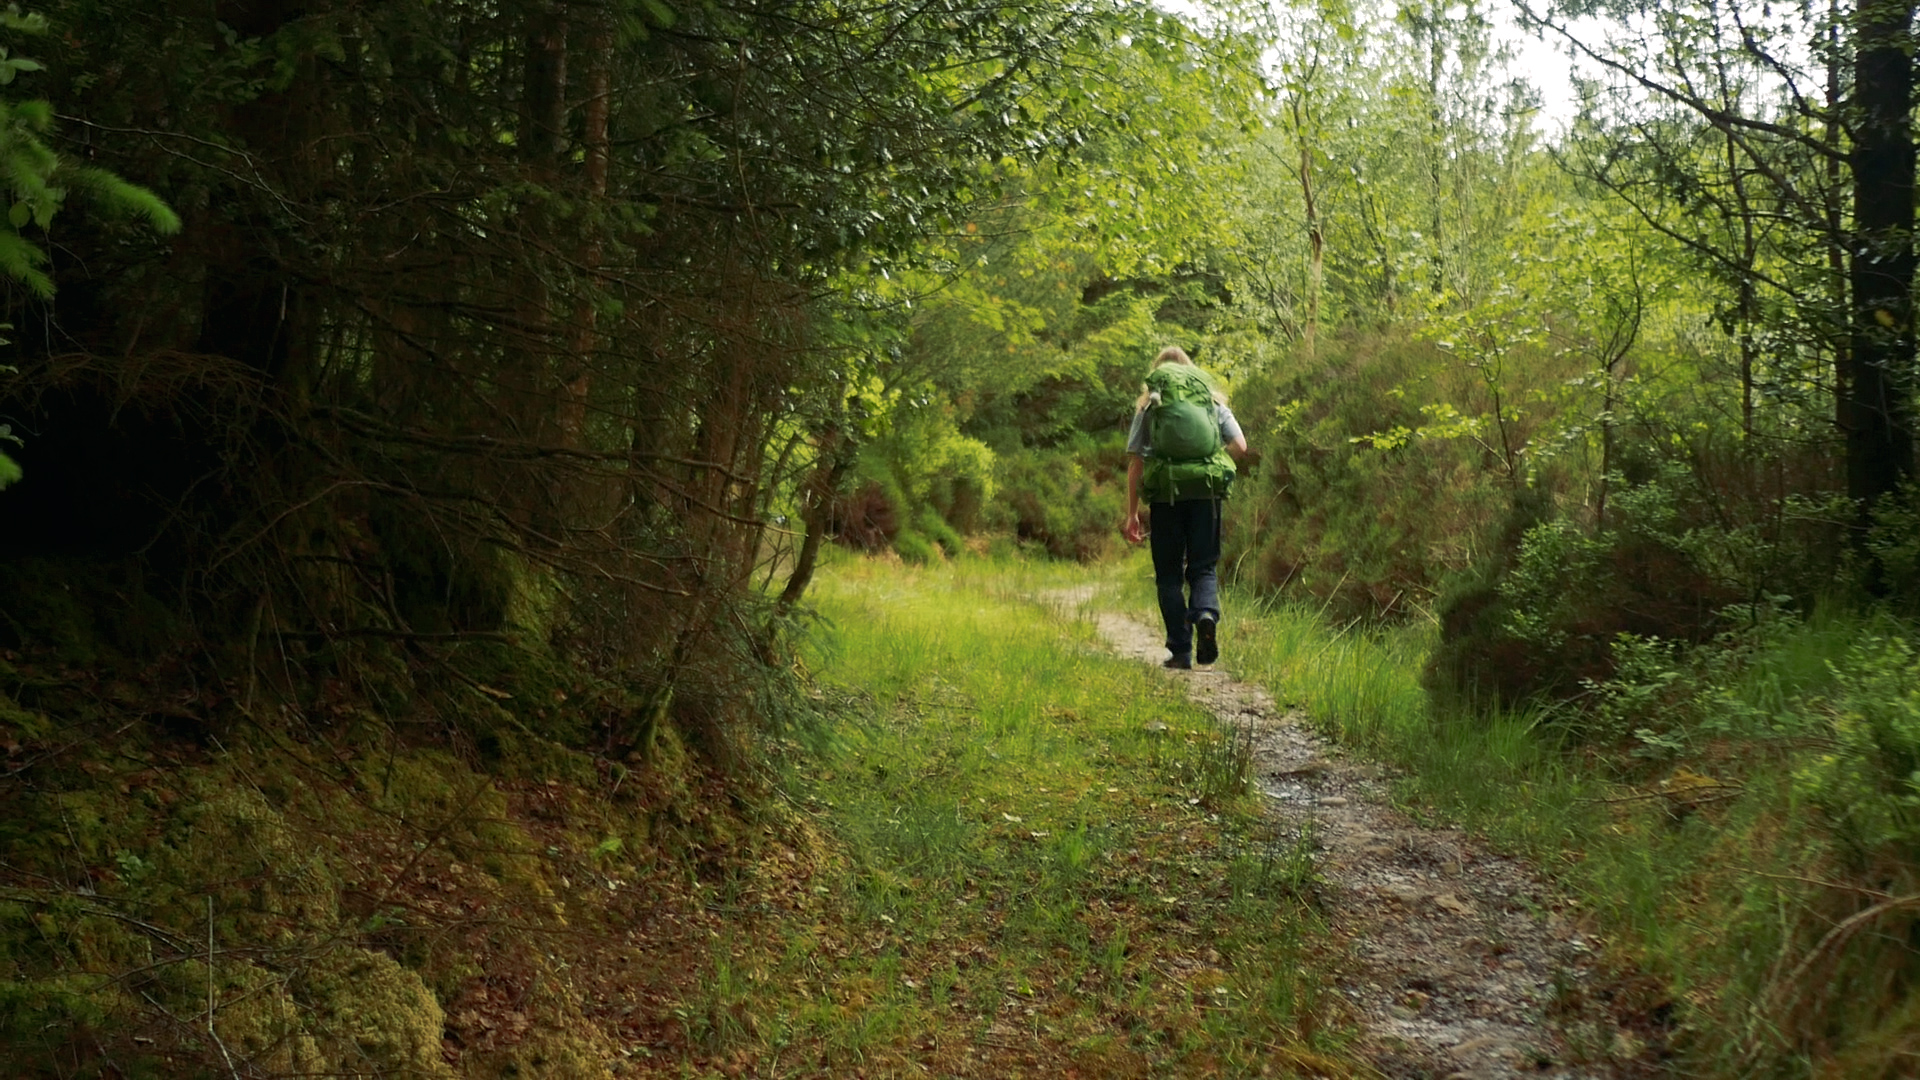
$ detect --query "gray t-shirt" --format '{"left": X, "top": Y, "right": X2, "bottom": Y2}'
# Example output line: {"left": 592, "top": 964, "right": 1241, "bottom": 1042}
{"left": 1127, "top": 400, "right": 1243, "bottom": 458}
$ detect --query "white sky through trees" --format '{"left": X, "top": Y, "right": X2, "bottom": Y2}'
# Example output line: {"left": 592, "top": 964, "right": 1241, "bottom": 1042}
{"left": 1166, "top": 0, "right": 1590, "bottom": 134}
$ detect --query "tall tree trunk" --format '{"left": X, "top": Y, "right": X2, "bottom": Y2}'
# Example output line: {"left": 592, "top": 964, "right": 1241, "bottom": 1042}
{"left": 561, "top": 9, "right": 613, "bottom": 452}
{"left": 776, "top": 430, "right": 852, "bottom": 614}
{"left": 520, "top": 2, "right": 569, "bottom": 173}
{"left": 507, "top": 0, "right": 569, "bottom": 533}
{"left": 1828, "top": 0, "right": 1851, "bottom": 439}
{"left": 1726, "top": 130, "right": 1758, "bottom": 448}
{"left": 1846, "top": 0, "right": 1917, "bottom": 554}
{"left": 1289, "top": 94, "right": 1324, "bottom": 360}
{"left": 1423, "top": 16, "right": 1445, "bottom": 297}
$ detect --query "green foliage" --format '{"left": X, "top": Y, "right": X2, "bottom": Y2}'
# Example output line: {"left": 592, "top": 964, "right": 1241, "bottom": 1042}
{"left": 789, "top": 560, "right": 1345, "bottom": 1075}
{"left": 1867, "top": 480, "right": 1920, "bottom": 612}
{"left": 1221, "top": 0, "right": 1546, "bottom": 335}
{"left": 0, "top": 6, "right": 176, "bottom": 296}
{"left": 1426, "top": 457, "right": 1856, "bottom": 711}
{"left": 1576, "top": 632, "right": 1688, "bottom": 754}
{"left": 835, "top": 403, "right": 994, "bottom": 560}
{"left": 891, "top": 528, "right": 939, "bottom": 564}
{"left": 825, "top": 16, "right": 1263, "bottom": 568}
{"left": 1793, "top": 636, "right": 1920, "bottom": 860}
{"left": 911, "top": 505, "right": 964, "bottom": 558}
{"left": 1224, "top": 328, "right": 1516, "bottom": 618}
{"left": 988, "top": 436, "right": 1125, "bottom": 562}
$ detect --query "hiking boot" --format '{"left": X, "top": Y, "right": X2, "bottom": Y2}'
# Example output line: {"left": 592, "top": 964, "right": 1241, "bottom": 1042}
{"left": 1194, "top": 615, "right": 1218, "bottom": 665}
{"left": 1163, "top": 655, "right": 1192, "bottom": 670}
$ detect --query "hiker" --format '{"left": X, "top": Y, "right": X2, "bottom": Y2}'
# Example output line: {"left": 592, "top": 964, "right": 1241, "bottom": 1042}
{"left": 1122, "top": 346, "right": 1247, "bottom": 669}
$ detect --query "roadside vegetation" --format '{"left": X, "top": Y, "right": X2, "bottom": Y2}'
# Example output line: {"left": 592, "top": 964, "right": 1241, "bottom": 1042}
{"left": 704, "top": 558, "right": 1354, "bottom": 1077}
{"left": 1189, "top": 579, "right": 1920, "bottom": 1078}
{"left": 3, "top": 0, "right": 1920, "bottom": 1072}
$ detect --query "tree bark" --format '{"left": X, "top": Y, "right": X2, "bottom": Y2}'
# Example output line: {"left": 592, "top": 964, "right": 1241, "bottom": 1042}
{"left": 1421, "top": 14, "right": 1445, "bottom": 296}
{"left": 1291, "top": 93, "right": 1324, "bottom": 361}
{"left": 520, "top": 2, "right": 569, "bottom": 173}
{"left": 1725, "top": 129, "right": 1758, "bottom": 447}
{"left": 561, "top": 9, "right": 613, "bottom": 452}
{"left": 1846, "top": 0, "right": 1916, "bottom": 547}
{"left": 1828, "top": 0, "right": 1850, "bottom": 439}
{"left": 777, "top": 435, "right": 853, "bottom": 613}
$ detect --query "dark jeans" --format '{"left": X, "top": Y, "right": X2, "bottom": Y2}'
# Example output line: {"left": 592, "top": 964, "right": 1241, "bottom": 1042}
{"left": 1148, "top": 498, "right": 1222, "bottom": 659}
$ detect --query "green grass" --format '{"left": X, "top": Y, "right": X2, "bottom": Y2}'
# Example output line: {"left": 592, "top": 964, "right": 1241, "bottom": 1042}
{"left": 1104, "top": 551, "right": 1593, "bottom": 854}
{"left": 1083, "top": 551, "right": 1920, "bottom": 1078}
{"left": 702, "top": 555, "right": 1360, "bottom": 1079}
{"left": 747, "top": 551, "right": 1920, "bottom": 1077}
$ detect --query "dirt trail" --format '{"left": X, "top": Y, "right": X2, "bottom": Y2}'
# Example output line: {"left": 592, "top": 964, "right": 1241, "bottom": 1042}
{"left": 1050, "top": 589, "right": 1634, "bottom": 1080}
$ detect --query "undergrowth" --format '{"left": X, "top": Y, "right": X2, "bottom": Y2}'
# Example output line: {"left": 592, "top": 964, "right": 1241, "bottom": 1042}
{"left": 1114, "top": 548, "right": 1920, "bottom": 1079}
{"left": 708, "top": 556, "right": 1359, "bottom": 1078}
{"left": 0, "top": 641, "right": 822, "bottom": 1079}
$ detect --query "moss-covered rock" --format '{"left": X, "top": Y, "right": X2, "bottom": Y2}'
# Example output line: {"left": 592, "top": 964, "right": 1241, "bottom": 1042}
{"left": 297, "top": 946, "right": 458, "bottom": 1078}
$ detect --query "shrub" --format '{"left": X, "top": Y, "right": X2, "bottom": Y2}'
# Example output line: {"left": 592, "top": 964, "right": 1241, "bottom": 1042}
{"left": 914, "top": 505, "right": 965, "bottom": 558}
{"left": 832, "top": 402, "right": 995, "bottom": 557}
{"left": 892, "top": 528, "right": 940, "bottom": 565}
{"left": 1223, "top": 328, "right": 1518, "bottom": 621}
{"left": 1795, "top": 635, "right": 1920, "bottom": 861}
{"left": 829, "top": 480, "right": 900, "bottom": 551}
{"left": 988, "top": 443, "right": 1122, "bottom": 562}
{"left": 1427, "top": 467, "right": 1768, "bottom": 712}
{"left": 1868, "top": 479, "right": 1920, "bottom": 611}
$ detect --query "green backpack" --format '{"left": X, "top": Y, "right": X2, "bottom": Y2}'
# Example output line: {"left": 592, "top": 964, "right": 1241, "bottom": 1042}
{"left": 1142, "top": 364, "right": 1236, "bottom": 503}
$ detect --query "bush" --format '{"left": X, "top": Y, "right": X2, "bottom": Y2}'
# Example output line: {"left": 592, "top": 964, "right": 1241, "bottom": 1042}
{"left": 1794, "top": 635, "right": 1920, "bottom": 860}
{"left": 831, "top": 403, "right": 995, "bottom": 558}
{"left": 1223, "top": 329, "right": 1517, "bottom": 621}
{"left": 913, "top": 506, "right": 965, "bottom": 558}
{"left": 1426, "top": 467, "right": 1779, "bottom": 713}
{"left": 988, "top": 442, "right": 1122, "bottom": 562}
{"left": 829, "top": 480, "right": 902, "bottom": 551}
{"left": 892, "top": 528, "right": 940, "bottom": 564}
{"left": 1868, "top": 479, "right": 1920, "bottom": 611}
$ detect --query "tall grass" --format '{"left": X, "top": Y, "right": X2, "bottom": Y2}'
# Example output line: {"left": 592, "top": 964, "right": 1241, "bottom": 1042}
{"left": 1221, "top": 583, "right": 1597, "bottom": 856}
{"left": 693, "top": 555, "right": 1363, "bottom": 1077}
{"left": 1092, "top": 546, "right": 1920, "bottom": 1078}
{"left": 1106, "top": 552, "right": 1594, "bottom": 853}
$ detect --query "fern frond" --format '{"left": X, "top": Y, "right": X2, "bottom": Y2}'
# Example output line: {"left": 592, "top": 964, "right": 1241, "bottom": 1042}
{"left": 67, "top": 164, "right": 181, "bottom": 234}
{"left": 0, "top": 225, "right": 52, "bottom": 296}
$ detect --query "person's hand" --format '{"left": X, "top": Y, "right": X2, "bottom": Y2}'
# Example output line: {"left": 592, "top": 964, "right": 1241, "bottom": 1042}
{"left": 1122, "top": 511, "right": 1144, "bottom": 544}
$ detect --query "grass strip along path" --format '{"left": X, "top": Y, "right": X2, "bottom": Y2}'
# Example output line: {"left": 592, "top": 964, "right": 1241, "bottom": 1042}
{"left": 1091, "top": 571, "right": 1651, "bottom": 1079}
{"left": 726, "top": 558, "right": 1358, "bottom": 1078}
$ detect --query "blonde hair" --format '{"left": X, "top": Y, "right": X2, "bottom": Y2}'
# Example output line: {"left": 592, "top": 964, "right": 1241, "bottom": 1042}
{"left": 1136, "top": 346, "right": 1227, "bottom": 409}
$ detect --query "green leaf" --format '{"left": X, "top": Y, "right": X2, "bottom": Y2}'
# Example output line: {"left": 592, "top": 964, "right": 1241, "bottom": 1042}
{"left": 7, "top": 202, "right": 26, "bottom": 228}
{"left": 0, "top": 450, "right": 19, "bottom": 491}
{"left": 0, "top": 8, "right": 47, "bottom": 34}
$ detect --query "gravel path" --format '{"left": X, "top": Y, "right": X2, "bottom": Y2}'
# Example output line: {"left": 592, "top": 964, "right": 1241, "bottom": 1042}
{"left": 1052, "top": 589, "right": 1645, "bottom": 1080}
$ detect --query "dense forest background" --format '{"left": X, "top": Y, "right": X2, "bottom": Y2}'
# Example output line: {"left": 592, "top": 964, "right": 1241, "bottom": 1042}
{"left": 4, "top": 0, "right": 1920, "bottom": 1074}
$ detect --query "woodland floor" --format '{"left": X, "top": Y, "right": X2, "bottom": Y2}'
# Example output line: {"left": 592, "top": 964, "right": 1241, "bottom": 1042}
{"left": 1054, "top": 586, "right": 1659, "bottom": 1080}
